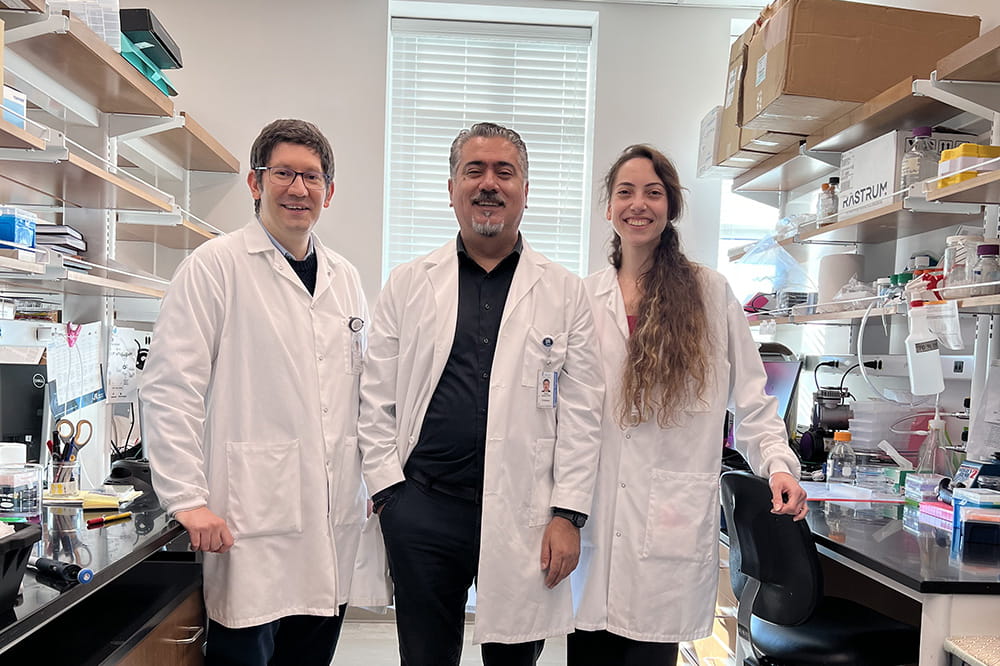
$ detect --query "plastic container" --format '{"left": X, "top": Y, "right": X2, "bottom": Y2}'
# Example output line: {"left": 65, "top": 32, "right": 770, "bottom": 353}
{"left": 900, "top": 127, "right": 940, "bottom": 191}
{"left": 971, "top": 243, "right": 1000, "bottom": 296}
{"left": 48, "top": 462, "right": 80, "bottom": 497}
{"left": 0, "top": 523, "right": 42, "bottom": 610}
{"left": 942, "top": 234, "right": 983, "bottom": 298}
{"left": 827, "top": 431, "right": 857, "bottom": 484}
{"left": 817, "top": 177, "right": 839, "bottom": 222}
{"left": 905, "top": 302, "right": 945, "bottom": 396}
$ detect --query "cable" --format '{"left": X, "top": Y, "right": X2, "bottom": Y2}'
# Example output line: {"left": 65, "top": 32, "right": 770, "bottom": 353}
{"left": 814, "top": 360, "right": 838, "bottom": 390}
{"left": 839, "top": 363, "right": 861, "bottom": 395}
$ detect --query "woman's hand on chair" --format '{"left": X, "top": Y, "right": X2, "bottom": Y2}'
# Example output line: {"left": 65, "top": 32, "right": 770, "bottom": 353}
{"left": 768, "top": 471, "right": 809, "bottom": 521}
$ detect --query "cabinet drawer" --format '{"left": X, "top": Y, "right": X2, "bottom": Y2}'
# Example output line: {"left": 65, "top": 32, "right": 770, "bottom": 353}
{"left": 117, "top": 589, "right": 204, "bottom": 666}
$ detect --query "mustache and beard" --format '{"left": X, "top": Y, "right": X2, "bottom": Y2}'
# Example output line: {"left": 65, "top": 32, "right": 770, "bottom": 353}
{"left": 472, "top": 191, "right": 505, "bottom": 237}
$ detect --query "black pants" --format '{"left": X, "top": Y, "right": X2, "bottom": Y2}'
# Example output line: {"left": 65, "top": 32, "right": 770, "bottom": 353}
{"left": 567, "top": 629, "right": 678, "bottom": 666}
{"left": 379, "top": 479, "right": 545, "bottom": 666}
{"left": 206, "top": 606, "right": 346, "bottom": 666}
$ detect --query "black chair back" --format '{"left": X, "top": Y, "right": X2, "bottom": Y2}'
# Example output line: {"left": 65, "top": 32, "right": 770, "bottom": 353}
{"left": 720, "top": 471, "right": 822, "bottom": 626}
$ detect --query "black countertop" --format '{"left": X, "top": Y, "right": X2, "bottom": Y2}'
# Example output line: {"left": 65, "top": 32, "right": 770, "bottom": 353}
{"left": 805, "top": 499, "right": 1000, "bottom": 595}
{"left": 1, "top": 501, "right": 188, "bottom": 653}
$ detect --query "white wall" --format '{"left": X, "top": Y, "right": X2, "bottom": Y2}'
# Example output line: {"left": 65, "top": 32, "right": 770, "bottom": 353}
{"left": 123, "top": 0, "right": 1000, "bottom": 299}
{"left": 120, "top": 0, "right": 390, "bottom": 298}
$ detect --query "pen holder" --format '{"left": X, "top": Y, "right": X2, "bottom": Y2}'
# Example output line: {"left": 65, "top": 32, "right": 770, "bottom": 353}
{"left": 0, "top": 463, "right": 43, "bottom": 520}
{"left": 48, "top": 462, "right": 80, "bottom": 497}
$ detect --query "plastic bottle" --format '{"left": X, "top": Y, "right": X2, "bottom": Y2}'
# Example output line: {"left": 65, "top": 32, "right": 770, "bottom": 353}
{"left": 971, "top": 243, "right": 1000, "bottom": 296}
{"left": 916, "top": 417, "right": 951, "bottom": 475}
{"left": 827, "top": 431, "right": 857, "bottom": 484}
{"left": 905, "top": 301, "right": 945, "bottom": 395}
{"left": 900, "top": 127, "right": 939, "bottom": 192}
{"left": 943, "top": 235, "right": 983, "bottom": 298}
{"left": 817, "top": 177, "right": 839, "bottom": 223}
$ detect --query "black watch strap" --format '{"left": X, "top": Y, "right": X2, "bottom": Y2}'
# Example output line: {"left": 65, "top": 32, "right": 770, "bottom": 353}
{"left": 552, "top": 507, "right": 587, "bottom": 528}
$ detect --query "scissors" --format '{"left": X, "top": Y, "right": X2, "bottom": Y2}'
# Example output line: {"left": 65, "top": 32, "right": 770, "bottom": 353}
{"left": 55, "top": 418, "right": 93, "bottom": 461}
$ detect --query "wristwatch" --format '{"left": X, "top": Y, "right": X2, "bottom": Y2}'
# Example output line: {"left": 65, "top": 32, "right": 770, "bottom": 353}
{"left": 552, "top": 507, "right": 587, "bottom": 528}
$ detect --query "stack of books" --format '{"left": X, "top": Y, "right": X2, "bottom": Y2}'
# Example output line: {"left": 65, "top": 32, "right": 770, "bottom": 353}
{"left": 35, "top": 223, "right": 87, "bottom": 258}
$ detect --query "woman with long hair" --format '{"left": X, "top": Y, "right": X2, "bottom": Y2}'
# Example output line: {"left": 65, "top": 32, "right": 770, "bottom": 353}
{"left": 569, "top": 145, "right": 808, "bottom": 664}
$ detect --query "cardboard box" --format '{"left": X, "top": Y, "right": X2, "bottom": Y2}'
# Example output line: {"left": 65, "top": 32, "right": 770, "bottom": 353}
{"left": 742, "top": 0, "right": 980, "bottom": 135}
{"left": 740, "top": 126, "right": 805, "bottom": 155}
{"left": 699, "top": 106, "right": 763, "bottom": 178}
{"left": 838, "top": 129, "right": 974, "bottom": 220}
{"left": 715, "top": 24, "right": 756, "bottom": 167}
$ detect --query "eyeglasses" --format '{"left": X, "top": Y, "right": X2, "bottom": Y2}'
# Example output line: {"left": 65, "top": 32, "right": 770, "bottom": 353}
{"left": 254, "top": 166, "right": 330, "bottom": 190}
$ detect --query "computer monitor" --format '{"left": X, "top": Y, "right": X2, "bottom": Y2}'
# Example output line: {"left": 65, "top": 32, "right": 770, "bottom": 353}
{"left": 0, "top": 363, "right": 48, "bottom": 462}
{"left": 725, "top": 359, "right": 802, "bottom": 446}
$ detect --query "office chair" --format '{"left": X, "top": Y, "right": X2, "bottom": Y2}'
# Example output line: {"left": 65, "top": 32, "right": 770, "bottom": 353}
{"left": 720, "top": 471, "right": 919, "bottom": 665}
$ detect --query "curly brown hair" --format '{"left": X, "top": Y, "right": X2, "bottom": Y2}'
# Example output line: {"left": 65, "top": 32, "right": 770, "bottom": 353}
{"left": 604, "top": 144, "right": 711, "bottom": 428}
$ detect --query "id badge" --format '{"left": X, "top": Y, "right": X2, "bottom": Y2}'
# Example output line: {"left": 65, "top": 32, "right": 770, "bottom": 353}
{"left": 537, "top": 370, "right": 557, "bottom": 409}
{"left": 348, "top": 316, "right": 365, "bottom": 375}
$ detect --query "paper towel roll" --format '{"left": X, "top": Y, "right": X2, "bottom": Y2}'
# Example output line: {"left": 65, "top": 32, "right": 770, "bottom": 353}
{"left": 818, "top": 253, "right": 864, "bottom": 305}
{"left": 0, "top": 443, "right": 27, "bottom": 465}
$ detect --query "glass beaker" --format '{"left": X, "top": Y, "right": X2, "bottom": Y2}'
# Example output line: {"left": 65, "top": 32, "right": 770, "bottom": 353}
{"left": 0, "top": 463, "right": 43, "bottom": 520}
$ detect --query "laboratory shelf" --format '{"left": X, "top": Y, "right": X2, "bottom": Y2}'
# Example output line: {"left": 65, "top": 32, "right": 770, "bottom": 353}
{"left": 732, "top": 143, "right": 836, "bottom": 195}
{"left": 794, "top": 200, "right": 981, "bottom": 245}
{"left": 134, "top": 111, "right": 241, "bottom": 173}
{"left": 0, "top": 117, "right": 46, "bottom": 150}
{"left": 936, "top": 24, "right": 1000, "bottom": 83}
{"left": 0, "top": 0, "right": 45, "bottom": 10}
{"left": 806, "top": 77, "right": 961, "bottom": 154}
{"left": 926, "top": 169, "right": 1000, "bottom": 205}
{"left": 747, "top": 304, "right": 901, "bottom": 327}
{"left": 117, "top": 215, "right": 219, "bottom": 250}
{"left": 0, "top": 270, "right": 166, "bottom": 299}
{"left": 728, "top": 200, "right": 981, "bottom": 262}
{"left": 6, "top": 11, "right": 174, "bottom": 117}
{"left": 0, "top": 253, "right": 45, "bottom": 275}
{"left": 0, "top": 149, "right": 173, "bottom": 211}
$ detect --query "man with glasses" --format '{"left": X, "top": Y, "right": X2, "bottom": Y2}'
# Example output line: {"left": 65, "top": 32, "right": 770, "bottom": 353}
{"left": 141, "top": 119, "right": 368, "bottom": 666}
{"left": 358, "top": 122, "right": 604, "bottom": 665}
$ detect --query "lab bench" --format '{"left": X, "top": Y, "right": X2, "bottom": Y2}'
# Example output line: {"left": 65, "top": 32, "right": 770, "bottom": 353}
{"left": 0, "top": 504, "right": 203, "bottom": 664}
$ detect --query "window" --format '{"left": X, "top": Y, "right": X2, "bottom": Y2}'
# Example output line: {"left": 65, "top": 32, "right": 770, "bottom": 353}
{"left": 384, "top": 15, "right": 594, "bottom": 280}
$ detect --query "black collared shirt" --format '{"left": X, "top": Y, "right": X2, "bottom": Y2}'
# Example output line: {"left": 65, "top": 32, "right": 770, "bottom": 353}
{"left": 403, "top": 233, "right": 523, "bottom": 498}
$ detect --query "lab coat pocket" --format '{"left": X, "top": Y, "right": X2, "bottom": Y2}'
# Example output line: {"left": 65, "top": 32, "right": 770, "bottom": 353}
{"left": 226, "top": 438, "right": 303, "bottom": 538}
{"left": 640, "top": 469, "right": 718, "bottom": 562}
{"left": 333, "top": 436, "right": 365, "bottom": 527}
{"left": 527, "top": 438, "right": 556, "bottom": 527}
{"left": 521, "top": 328, "right": 568, "bottom": 387}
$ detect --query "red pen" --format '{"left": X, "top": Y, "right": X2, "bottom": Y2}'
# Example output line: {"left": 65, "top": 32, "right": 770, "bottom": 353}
{"left": 87, "top": 511, "right": 133, "bottom": 527}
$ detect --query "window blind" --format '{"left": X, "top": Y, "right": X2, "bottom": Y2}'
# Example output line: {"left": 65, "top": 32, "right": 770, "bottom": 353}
{"left": 384, "top": 17, "right": 593, "bottom": 280}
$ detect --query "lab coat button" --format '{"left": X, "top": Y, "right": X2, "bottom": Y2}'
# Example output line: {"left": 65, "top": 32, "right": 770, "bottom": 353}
{"left": 625, "top": 434, "right": 631, "bottom": 439}
{"left": 615, "top": 531, "right": 622, "bottom": 537}
{"left": 318, "top": 355, "right": 324, "bottom": 361}
{"left": 323, "top": 407, "right": 329, "bottom": 414}
{"left": 620, "top": 482, "right": 626, "bottom": 488}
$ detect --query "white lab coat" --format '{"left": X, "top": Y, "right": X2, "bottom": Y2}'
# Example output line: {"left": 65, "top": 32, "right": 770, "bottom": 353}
{"left": 140, "top": 221, "right": 369, "bottom": 628}
{"left": 572, "top": 265, "right": 800, "bottom": 642}
{"left": 356, "top": 239, "right": 605, "bottom": 644}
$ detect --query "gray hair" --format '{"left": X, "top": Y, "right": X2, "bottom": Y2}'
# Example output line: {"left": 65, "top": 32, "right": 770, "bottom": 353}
{"left": 449, "top": 122, "right": 529, "bottom": 179}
